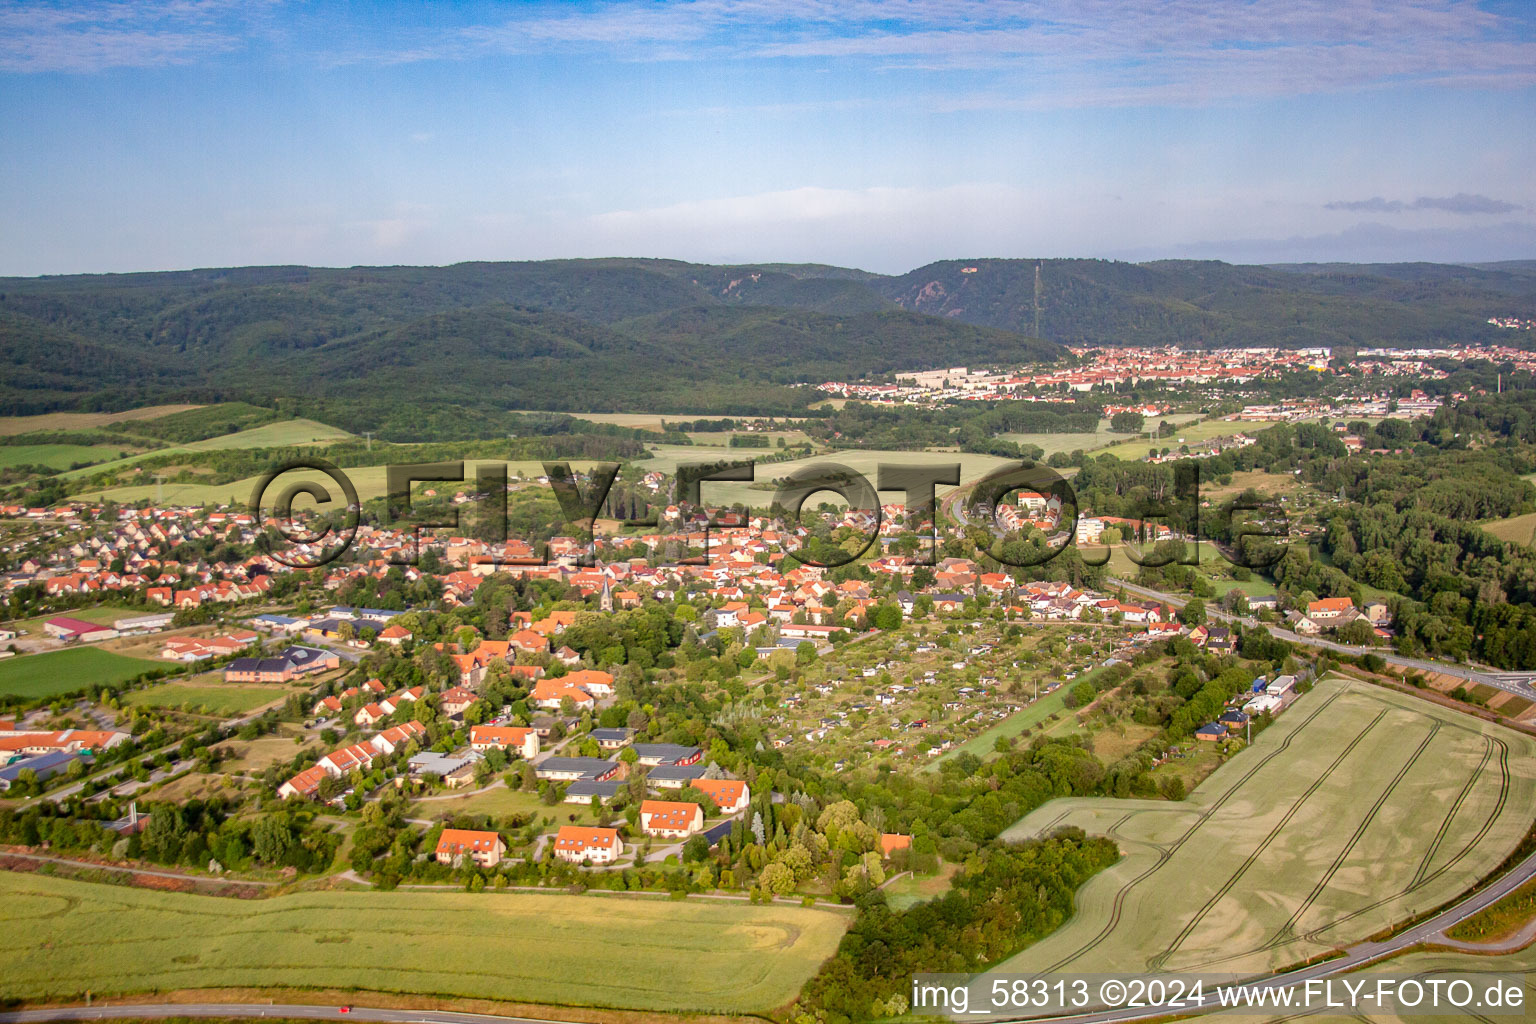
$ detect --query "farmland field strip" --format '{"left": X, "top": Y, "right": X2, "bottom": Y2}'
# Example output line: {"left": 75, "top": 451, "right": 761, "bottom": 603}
{"left": 1250, "top": 721, "right": 1441, "bottom": 958}
{"left": 1031, "top": 685, "right": 1347, "bottom": 973}
{"left": 1409, "top": 737, "right": 1493, "bottom": 890}
{"left": 1299, "top": 733, "right": 1514, "bottom": 947}
{"left": 1145, "top": 708, "right": 1390, "bottom": 971}
{"left": 1, "top": 875, "right": 842, "bottom": 1010}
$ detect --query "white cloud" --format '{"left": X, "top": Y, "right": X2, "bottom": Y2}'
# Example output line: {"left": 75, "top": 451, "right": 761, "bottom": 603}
{"left": 343, "top": 0, "right": 1536, "bottom": 107}
{"left": 0, "top": 0, "right": 264, "bottom": 73}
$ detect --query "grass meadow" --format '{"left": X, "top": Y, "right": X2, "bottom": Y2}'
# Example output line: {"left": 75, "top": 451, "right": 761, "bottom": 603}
{"left": 0, "top": 874, "right": 847, "bottom": 1012}
{"left": 125, "top": 682, "right": 290, "bottom": 716}
{"left": 405, "top": 781, "right": 606, "bottom": 827}
{"left": 1090, "top": 417, "right": 1270, "bottom": 462}
{"left": 0, "top": 444, "right": 131, "bottom": 471}
{"left": 60, "top": 418, "right": 359, "bottom": 484}
{"left": 926, "top": 688, "right": 1069, "bottom": 770}
{"left": 0, "top": 646, "right": 161, "bottom": 699}
{"left": 1481, "top": 512, "right": 1536, "bottom": 547}
{"left": 994, "top": 676, "right": 1536, "bottom": 977}
{"left": 182, "top": 418, "right": 355, "bottom": 450}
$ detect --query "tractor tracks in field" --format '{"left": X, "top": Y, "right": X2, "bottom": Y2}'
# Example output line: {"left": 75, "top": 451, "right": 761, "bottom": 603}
{"left": 1028, "top": 686, "right": 1347, "bottom": 975}
{"left": 1145, "top": 707, "right": 1390, "bottom": 972}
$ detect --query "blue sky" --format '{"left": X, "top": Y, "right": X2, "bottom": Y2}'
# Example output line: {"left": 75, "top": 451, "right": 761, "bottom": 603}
{"left": 1, "top": 0, "right": 1534, "bottom": 275}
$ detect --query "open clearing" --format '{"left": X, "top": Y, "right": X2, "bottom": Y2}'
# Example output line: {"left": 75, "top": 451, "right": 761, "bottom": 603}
{"left": 60, "top": 419, "right": 359, "bottom": 482}
{"left": 125, "top": 682, "right": 289, "bottom": 716}
{"left": 0, "top": 443, "right": 131, "bottom": 471}
{"left": 214, "top": 730, "right": 317, "bottom": 771}
{"left": 0, "top": 405, "right": 203, "bottom": 436}
{"left": 0, "top": 646, "right": 160, "bottom": 699}
{"left": 406, "top": 782, "right": 605, "bottom": 827}
{"left": 182, "top": 418, "right": 355, "bottom": 450}
{"left": 1000, "top": 415, "right": 1204, "bottom": 461}
{"left": 0, "top": 872, "right": 846, "bottom": 1012}
{"left": 927, "top": 689, "right": 1069, "bottom": 770}
{"left": 884, "top": 862, "right": 959, "bottom": 911}
{"left": 1090, "top": 417, "right": 1270, "bottom": 462}
{"left": 994, "top": 676, "right": 1536, "bottom": 977}
{"left": 1481, "top": 512, "right": 1536, "bottom": 547}
{"left": 1202, "top": 469, "right": 1302, "bottom": 502}
{"left": 532, "top": 411, "right": 801, "bottom": 433}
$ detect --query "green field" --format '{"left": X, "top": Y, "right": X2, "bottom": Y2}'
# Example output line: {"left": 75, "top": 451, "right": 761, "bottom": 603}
{"left": 1481, "top": 512, "right": 1536, "bottom": 547}
{"left": 60, "top": 418, "right": 358, "bottom": 483}
{"left": 998, "top": 429, "right": 1113, "bottom": 457}
{"left": 0, "top": 646, "right": 160, "bottom": 699}
{"left": 994, "top": 676, "right": 1536, "bottom": 977}
{"left": 0, "top": 444, "right": 128, "bottom": 471}
{"left": 535, "top": 411, "right": 793, "bottom": 433}
{"left": 927, "top": 689, "right": 1069, "bottom": 770}
{"left": 125, "top": 682, "right": 289, "bottom": 715}
{"left": 407, "top": 782, "right": 604, "bottom": 826}
{"left": 1090, "top": 417, "right": 1269, "bottom": 462}
{"left": 999, "top": 415, "right": 1203, "bottom": 461}
{"left": 183, "top": 418, "right": 355, "bottom": 450}
{"left": 0, "top": 873, "right": 846, "bottom": 1012}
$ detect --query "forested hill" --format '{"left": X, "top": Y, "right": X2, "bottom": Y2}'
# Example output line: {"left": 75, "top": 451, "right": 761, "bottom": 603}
{"left": 0, "top": 260, "right": 1056, "bottom": 423}
{"left": 1, "top": 256, "right": 1533, "bottom": 426}
{"left": 876, "top": 258, "right": 1536, "bottom": 348}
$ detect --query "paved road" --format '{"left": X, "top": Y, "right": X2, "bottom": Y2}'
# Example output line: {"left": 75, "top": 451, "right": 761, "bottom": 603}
{"left": 945, "top": 471, "right": 1536, "bottom": 703}
{"left": 977, "top": 847, "right": 1536, "bottom": 1024}
{"left": 1109, "top": 576, "right": 1536, "bottom": 702}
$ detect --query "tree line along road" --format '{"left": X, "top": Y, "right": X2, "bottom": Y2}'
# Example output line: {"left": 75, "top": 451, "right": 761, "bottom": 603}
{"left": 1107, "top": 576, "right": 1536, "bottom": 702}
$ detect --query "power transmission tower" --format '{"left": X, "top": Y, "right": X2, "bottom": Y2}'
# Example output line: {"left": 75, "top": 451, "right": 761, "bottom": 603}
{"left": 1033, "top": 260, "right": 1042, "bottom": 339}
{"left": 363, "top": 431, "right": 373, "bottom": 451}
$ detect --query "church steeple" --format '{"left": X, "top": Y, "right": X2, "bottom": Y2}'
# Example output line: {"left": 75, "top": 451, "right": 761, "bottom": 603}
{"left": 599, "top": 574, "right": 613, "bottom": 613}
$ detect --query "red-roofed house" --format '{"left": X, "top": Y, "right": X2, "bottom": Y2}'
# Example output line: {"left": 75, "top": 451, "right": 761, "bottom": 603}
{"left": 469, "top": 724, "right": 539, "bottom": 759}
{"left": 640, "top": 799, "right": 704, "bottom": 838}
{"left": 553, "top": 825, "right": 623, "bottom": 865}
{"left": 278, "top": 765, "right": 328, "bottom": 800}
{"left": 691, "top": 778, "right": 750, "bottom": 814}
{"left": 435, "top": 828, "right": 505, "bottom": 868}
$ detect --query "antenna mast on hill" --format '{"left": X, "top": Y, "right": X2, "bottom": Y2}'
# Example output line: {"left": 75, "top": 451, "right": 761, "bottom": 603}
{"left": 363, "top": 431, "right": 373, "bottom": 451}
{"left": 1033, "top": 260, "right": 1043, "bottom": 339}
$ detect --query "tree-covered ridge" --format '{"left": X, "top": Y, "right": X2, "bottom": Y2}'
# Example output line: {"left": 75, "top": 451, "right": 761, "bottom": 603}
{"left": 5, "top": 256, "right": 1535, "bottom": 422}
{"left": 878, "top": 258, "right": 1536, "bottom": 348}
